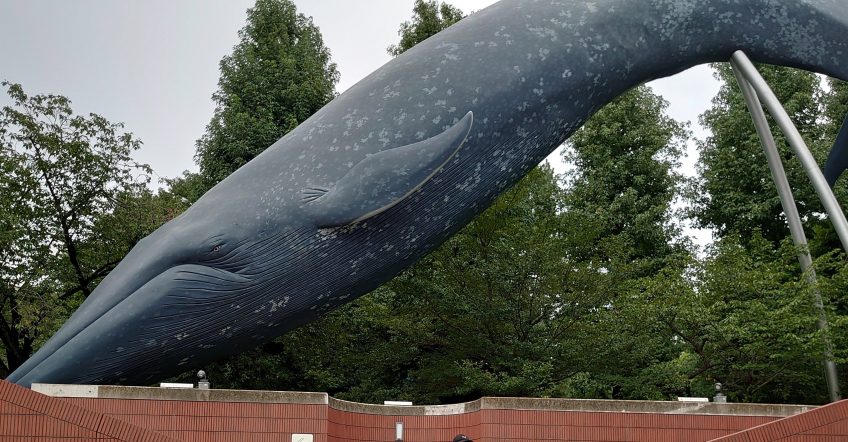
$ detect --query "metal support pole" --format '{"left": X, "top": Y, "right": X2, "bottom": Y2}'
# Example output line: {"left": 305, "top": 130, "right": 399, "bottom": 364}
{"left": 730, "top": 53, "right": 841, "bottom": 402}
{"left": 731, "top": 51, "right": 848, "bottom": 252}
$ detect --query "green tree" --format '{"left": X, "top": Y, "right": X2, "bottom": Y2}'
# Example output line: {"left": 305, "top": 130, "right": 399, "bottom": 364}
{"left": 690, "top": 66, "right": 848, "bottom": 402}
{"left": 387, "top": 0, "right": 464, "bottom": 56}
{"left": 692, "top": 64, "right": 827, "bottom": 244}
{"left": 564, "top": 85, "right": 689, "bottom": 277}
{"left": 557, "top": 85, "right": 693, "bottom": 400}
{"left": 192, "top": 0, "right": 339, "bottom": 196}
{"left": 382, "top": 166, "right": 608, "bottom": 402}
{"left": 640, "top": 234, "right": 839, "bottom": 404}
{"left": 818, "top": 77, "right": 848, "bottom": 398}
{"left": 0, "top": 82, "right": 182, "bottom": 375}
{"left": 164, "top": 172, "right": 207, "bottom": 206}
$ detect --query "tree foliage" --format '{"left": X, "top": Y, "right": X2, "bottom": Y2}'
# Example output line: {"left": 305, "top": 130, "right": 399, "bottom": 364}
{"left": 0, "top": 82, "right": 183, "bottom": 375}
{"left": 686, "top": 65, "right": 848, "bottom": 402}
{"left": 564, "top": 85, "right": 689, "bottom": 276}
{"left": 190, "top": 0, "right": 339, "bottom": 197}
{"left": 554, "top": 85, "right": 696, "bottom": 400}
{"left": 814, "top": 77, "right": 848, "bottom": 253}
{"left": 387, "top": 0, "right": 464, "bottom": 56}
{"left": 635, "top": 234, "right": 839, "bottom": 404}
{"left": 692, "top": 64, "right": 828, "bottom": 244}
{"left": 382, "top": 166, "right": 609, "bottom": 402}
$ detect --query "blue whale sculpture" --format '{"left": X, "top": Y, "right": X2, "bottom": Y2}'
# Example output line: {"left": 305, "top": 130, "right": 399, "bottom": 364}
{"left": 9, "top": 0, "right": 848, "bottom": 386}
{"left": 824, "top": 114, "right": 848, "bottom": 187}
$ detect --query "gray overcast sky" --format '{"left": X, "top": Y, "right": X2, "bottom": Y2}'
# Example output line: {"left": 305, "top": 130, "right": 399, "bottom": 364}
{"left": 0, "top": 0, "right": 718, "bottom": 183}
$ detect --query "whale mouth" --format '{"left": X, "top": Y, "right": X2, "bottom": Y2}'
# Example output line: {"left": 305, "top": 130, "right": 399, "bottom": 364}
{"left": 8, "top": 227, "right": 315, "bottom": 386}
{"left": 12, "top": 263, "right": 259, "bottom": 386}
{"left": 5, "top": 237, "right": 169, "bottom": 385}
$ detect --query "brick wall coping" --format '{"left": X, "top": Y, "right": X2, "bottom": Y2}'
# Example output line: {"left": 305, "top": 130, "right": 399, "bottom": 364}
{"left": 329, "top": 396, "right": 482, "bottom": 415}
{"left": 32, "top": 383, "right": 328, "bottom": 405}
{"left": 330, "top": 396, "right": 814, "bottom": 417}
{"left": 33, "top": 383, "right": 815, "bottom": 418}
{"left": 478, "top": 397, "right": 814, "bottom": 417}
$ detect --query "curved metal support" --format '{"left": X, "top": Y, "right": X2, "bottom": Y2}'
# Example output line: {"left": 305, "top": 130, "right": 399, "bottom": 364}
{"left": 730, "top": 52, "right": 841, "bottom": 402}
{"left": 731, "top": 51, "right": 848, "bottom": 251}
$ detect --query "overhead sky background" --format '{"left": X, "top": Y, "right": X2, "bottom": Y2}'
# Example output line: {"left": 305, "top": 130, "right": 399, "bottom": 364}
{"left": 0, "top": 0, "right": 718, "bottom": 240}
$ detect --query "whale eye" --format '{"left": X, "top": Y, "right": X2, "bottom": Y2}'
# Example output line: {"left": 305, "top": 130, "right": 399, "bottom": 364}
{"left": 212, "top": 245, "right": 221, "bottom": 252}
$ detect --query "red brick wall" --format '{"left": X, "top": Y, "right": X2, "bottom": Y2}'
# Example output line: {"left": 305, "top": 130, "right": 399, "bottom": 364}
{"left": 6, "top": 380, "right": 847, "bottom": 442}
{"left": 328, "top": 407, "right": 482, "bottom": 441}
{"left": 325, "top": 407, "right": 776, "bottom": 442}
{"left": 0, "top": 398, "right": 113, "bottom": 441}
{"left": 0, "top": 381, "right": 177, "bottom": 442}
{"left": 63, "top": 397, "right": 327, "bottom": 442}
{"left": 711, "top": 399, "right": 848, "bottom": 442}
{"left": 477, "top": 409, "right": 775, "bottom": 441}
{"left": 62, "top": 396, "right": 786, "bottom": 442}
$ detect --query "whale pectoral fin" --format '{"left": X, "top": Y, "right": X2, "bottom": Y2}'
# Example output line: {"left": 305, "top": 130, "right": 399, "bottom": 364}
{"left": 304, "top": 111, "right": 473, "bottom": 228}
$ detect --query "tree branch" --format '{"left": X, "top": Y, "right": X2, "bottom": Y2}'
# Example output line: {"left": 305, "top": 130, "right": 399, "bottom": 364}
{"left": 29, "top": 138, "right": 91, "bottom": 297}
{"left": 58, "top": 259, "right": 120, "bottom": 300}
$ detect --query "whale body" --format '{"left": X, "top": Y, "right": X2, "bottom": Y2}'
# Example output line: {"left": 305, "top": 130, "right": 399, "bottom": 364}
{"left": 10, "top": 0, "right": 848, "bottom": 386}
